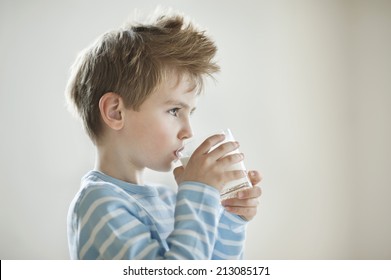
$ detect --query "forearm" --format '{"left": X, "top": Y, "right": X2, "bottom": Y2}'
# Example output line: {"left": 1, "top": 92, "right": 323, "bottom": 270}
{"left": 165, "top": 181, "right": 222, "bottom": 259}
{"left": 212, "top": 210, "right": 248, "bottom": 260}
{"left": 71, "top": 182, "right": 222, "bottom": 259}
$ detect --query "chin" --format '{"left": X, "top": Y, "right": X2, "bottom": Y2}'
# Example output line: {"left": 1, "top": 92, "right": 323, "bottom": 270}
{"left": 155, "top": 167, "right": 171, "bottom": 172}
{"left": 150, "top": 162, "right": 173, "bottom": 172}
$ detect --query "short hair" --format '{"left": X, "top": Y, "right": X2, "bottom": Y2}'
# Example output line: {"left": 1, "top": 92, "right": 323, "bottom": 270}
{"left": 65, "top": 11, "right": 220, "bottom": 143}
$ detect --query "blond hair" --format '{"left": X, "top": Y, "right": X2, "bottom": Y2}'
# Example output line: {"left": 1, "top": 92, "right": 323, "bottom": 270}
{"left": 66, "top": 12, "right": 219, "bottom": 143}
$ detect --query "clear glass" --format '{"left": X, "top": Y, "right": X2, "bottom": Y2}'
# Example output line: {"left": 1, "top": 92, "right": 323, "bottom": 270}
{"left": 178, "top": 128, "right": 252, "bottom": 200}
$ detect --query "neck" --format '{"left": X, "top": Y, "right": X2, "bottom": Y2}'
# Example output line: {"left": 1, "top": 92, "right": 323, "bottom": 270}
{"left": 94, "top": 145, "right": 144, "bottom": 185}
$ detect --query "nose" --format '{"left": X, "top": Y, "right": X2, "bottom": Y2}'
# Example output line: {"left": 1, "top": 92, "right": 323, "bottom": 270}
{"left": 178, "top": 118, "right": 193, "bottom": 140}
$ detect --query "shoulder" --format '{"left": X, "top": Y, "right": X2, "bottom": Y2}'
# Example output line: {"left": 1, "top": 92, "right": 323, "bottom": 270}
{"left": 148, "top": 183, "right": 177, "bottom": 205}
{"left": 69, "top": 171, "right": 136, "bottom": 218}
{"left": 81, "top": 175, "right": 128, "bottom": 201}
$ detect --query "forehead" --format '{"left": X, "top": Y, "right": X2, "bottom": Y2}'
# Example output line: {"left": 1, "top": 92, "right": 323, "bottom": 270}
{"left": 163, "top": 71, "right": 197, "bottom": 93}
{"left": 152, "top": 72, "right": 198, "bottom": 101}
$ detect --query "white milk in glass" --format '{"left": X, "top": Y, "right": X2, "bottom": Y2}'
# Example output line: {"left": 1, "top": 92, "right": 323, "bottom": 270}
{"left": 179, "top": 129, "right": 252, "bottom": 200}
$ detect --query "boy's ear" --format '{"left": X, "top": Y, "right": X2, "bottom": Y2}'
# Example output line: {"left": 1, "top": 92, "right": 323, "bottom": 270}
{"left": 99, "top": 92, "right": 125, "bottom": 131}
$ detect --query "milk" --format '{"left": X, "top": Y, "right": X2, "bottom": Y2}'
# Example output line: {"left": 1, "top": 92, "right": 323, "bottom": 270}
{"left": 179, "top": 129, "right": 252, "bottom": 200}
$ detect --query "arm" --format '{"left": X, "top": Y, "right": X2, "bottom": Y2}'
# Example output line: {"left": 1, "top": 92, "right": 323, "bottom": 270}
{"left": 212, "top": 171, "right": 263, "bottom": 259}
{"left": 212, "top": 210, "right": 248, "bottom": 259}
{"left": 171, "top": 135, "right": 262, "bottom": 260}
{"left": 166, "top": 182, "right": 221, "bottom": 259}
{"left": 69, "top": 182, "right": 222, "bottom": 260}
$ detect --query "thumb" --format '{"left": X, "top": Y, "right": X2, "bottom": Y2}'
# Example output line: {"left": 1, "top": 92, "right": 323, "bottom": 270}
{"left": 173, "top": 166, "right": 184, "bottom": 184}
{"left": 248, "top": 170, "right": 262, "bottom": 186}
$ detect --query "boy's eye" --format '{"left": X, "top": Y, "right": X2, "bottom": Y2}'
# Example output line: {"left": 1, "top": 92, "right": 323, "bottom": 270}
{"left": 168, "top": 108, "right": 180, "bottom": 117}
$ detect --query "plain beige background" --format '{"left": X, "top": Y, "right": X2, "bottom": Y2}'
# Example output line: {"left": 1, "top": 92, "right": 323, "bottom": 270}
{"left": 0, "top": 0, "right": 390, "bottom": 259}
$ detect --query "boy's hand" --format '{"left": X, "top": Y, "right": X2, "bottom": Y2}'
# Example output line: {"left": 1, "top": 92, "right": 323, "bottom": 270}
{"left": 173, "top": 134, "right": 247, "bottom": 191}
{"left": 221, "top": 170, "right": 262, "bottom": 221}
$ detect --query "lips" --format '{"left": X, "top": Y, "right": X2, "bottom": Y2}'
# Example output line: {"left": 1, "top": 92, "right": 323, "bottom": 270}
{"left": 175, "top": 147, "right": 184, "bottom": 158}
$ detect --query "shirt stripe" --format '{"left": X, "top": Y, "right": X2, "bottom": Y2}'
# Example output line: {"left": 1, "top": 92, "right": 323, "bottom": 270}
{"left": 67, "top": 170, "right": 248, "bottom": 260}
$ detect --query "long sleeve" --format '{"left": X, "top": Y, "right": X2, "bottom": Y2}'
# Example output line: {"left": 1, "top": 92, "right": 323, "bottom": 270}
{"left": 166, "top": 182, "right": 221, "bottom": 259}
{"left": 212, "top": 210, "right": 248, "bottom": 259}
{"left": 67, "top": 178, "right": 222, "bottom": 260}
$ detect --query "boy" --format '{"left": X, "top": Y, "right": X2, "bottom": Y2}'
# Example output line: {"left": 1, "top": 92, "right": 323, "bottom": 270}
{"left": 66, "top": 11, "right": 262, "bottom": 260}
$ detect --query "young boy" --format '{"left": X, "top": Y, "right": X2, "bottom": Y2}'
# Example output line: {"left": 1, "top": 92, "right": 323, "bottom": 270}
{"left": 66, "top": 11, "right": 262, "bottom": 260}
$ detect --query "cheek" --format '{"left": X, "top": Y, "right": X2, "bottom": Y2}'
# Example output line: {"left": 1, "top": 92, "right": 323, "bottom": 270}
{"left": 129, "top": 111, "right": 176, "bottom": 155}
{"left": 143, "top": 123, "right": 176, "bottom": 170}
{"left": 153, "top": 124, "right": 173, "bottom": 146}
{"left": 144, "top": 121, "right": 173, "bottom": 149}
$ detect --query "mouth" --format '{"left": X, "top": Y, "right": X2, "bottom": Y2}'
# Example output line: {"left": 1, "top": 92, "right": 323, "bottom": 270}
{"left": 175, "top": 147, "right": 184, "bottom": 159}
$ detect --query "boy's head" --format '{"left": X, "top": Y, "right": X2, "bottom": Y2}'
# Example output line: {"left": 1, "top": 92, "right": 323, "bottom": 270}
{"left": 66, "top": 11, "right": 219, "bottom": 144}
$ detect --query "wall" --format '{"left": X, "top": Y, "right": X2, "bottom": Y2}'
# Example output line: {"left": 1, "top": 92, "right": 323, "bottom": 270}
{"left": 0, "top": 0, "right": 390, "bottom": 259}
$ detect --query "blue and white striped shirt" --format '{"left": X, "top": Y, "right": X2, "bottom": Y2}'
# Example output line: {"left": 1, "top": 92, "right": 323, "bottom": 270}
{"left": 67, "top": 171, "right": 247, "bottom": 259}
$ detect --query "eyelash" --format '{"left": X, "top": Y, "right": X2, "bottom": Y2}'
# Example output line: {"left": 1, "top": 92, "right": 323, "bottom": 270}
{"left": 168, "top": 108, "right": 180, "bottom": 117}
{"left": 168, "top": 108, "right": 195, "bottom": 117}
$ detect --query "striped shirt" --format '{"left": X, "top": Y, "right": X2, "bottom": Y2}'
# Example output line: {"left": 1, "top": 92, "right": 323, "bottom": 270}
{"left": 67, "top": 170, "right": 247, "bottom": 259}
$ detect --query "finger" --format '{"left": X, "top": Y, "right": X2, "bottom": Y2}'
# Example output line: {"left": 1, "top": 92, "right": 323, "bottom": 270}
{"left": 223, "top": 169, "right": 248, "bottom": 184}
{"left": 208, "top": 141, "right": 240, "bottom": 160}
{"left": 195, "top": 134, "right": 225, "bottom": 154}
{"left": 248, "top": 170, "right": 263, "bottom": 186}
{"left": 221, "top": 197, "right": 259, "bottom": 208}
{"left": 218, "top": 152, "right": 244, "bottom": 167}
{"left": 236, "top": 186, "right": 262, "bottom": 199}
{"left": 173, "top": 166, "right": 184, "bottom": 182}
{"left": 224, "top": 205, "right": 258, "bottom": 221}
